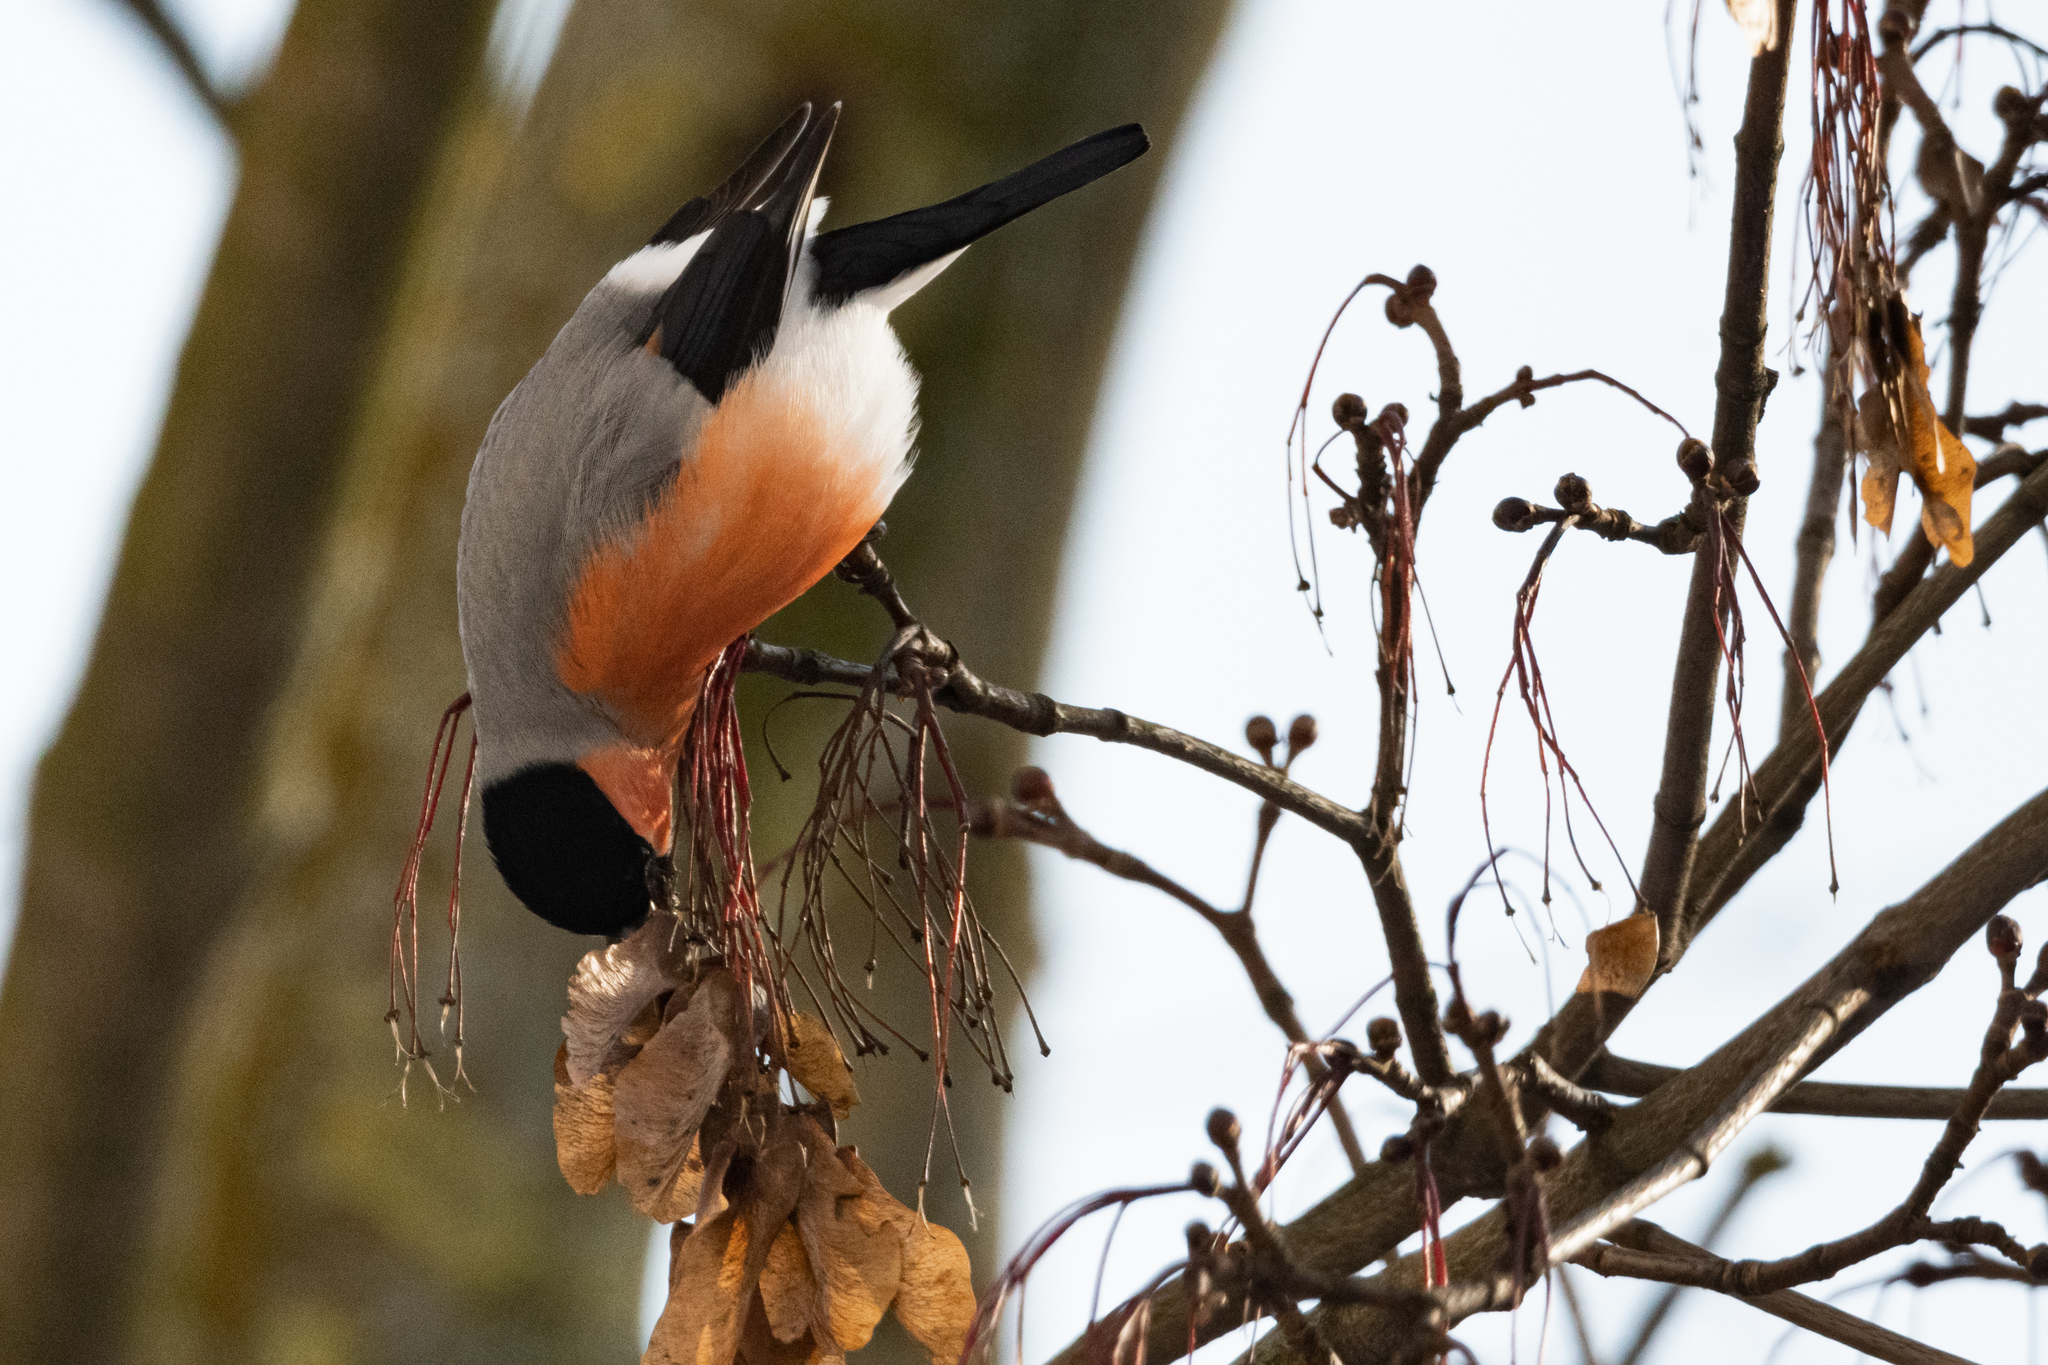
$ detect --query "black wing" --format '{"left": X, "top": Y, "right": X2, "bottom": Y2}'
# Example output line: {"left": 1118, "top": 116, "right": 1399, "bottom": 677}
{"left": 808, "top": 124, "right": 1149, "bottom": 307}
{"left": 646, "top": 103, "right": 810, "bottom": 248}
{"left": 644, "top": 104, "right": 840, "bottom": 404}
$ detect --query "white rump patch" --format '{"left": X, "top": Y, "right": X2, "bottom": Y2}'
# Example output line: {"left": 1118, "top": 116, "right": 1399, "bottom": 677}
{"left": 742, "top": 256, "right": 921, "bottom": 511}
{"left": 604, "top": 233, "right": 709, "bottom": 292}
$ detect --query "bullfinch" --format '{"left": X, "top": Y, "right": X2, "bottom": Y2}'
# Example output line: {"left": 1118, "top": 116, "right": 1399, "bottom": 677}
{"left": 456, "top": 103, "right": 1148, "bottom": 937}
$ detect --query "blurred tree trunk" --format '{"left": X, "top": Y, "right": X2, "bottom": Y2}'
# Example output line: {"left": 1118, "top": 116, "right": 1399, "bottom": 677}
{"left": 115, "top": 2, "right": 1230, "bottom": 1361}
{"left": 0, "top": 3, "right": 493, "bottom": 1362}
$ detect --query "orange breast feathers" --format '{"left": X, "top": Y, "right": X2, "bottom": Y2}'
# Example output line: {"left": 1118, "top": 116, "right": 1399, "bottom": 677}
{"left": 554, "top": 367, "right": 896, "bottom": 750}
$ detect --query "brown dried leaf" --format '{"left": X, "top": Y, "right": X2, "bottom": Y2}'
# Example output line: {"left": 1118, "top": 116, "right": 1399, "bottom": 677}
{"left": 697, "top": 1138, "right": 738, "bottom": 1225}
{"left": 564, "top": 917, "right": 689, "bottom": 1085}
{"left": 1917, "top": 416, "right": 1976, "bottom": 567}
{"left": 1857, "top": 385, "right": 1903, "bottom": 536}
{"left": 1857, "top": 313, "right": 1976, "bottom": 565}
{"left": 784, "top": 1013, "right": 860, "bottom": 1120}
{"left": 1724, "top": 0, "right": 1778, "bottom": 55}
{"left": 553, "top": 1042, "right": 617, "bottom": 1195}
{"left": 647, "top": 1209, "right": 752, "bottom": 1365}
{"left": 759, "top": 1223, "right": 815, "bottom": 1345}
{"left": 1577, "top": 914, "right": 1658, "bottom": 1001}
{"left": 893, "top": 1217, "right": 975, "bottom": 1365}
{"left": 634, "top": 1134, "right": 707, "bottom": 1223}
{"left": 651, "top": 1125, "right": 813, "bottom": 1365}
{"left": 794, "top": 1127, "right": 900, "bottom": 1353}
{"left": 617, "top": 971, "right": 739, "bottom": 1218}
{"left": 739, "top": 1114, "right": 811, "bottom": 1241}
{"left": 739, "top": 1290, "right": 824, "bottom": 1365}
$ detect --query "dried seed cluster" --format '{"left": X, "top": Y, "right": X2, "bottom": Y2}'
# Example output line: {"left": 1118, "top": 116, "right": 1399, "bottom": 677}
{"left": 553, "top": 919, "right": 974, "bottom": 1365}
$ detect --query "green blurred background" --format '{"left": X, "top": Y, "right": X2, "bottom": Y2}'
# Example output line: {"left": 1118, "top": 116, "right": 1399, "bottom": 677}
{"left": 0, "top": 2, "right": 1228, "bottom": 1360}
{"left": 12, "top": 3, "right": 2048, "bottom": 1363}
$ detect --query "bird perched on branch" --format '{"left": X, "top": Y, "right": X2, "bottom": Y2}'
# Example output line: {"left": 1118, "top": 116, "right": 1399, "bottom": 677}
{"left": 457, "top": 103, "right": 1149, "bottom": 937}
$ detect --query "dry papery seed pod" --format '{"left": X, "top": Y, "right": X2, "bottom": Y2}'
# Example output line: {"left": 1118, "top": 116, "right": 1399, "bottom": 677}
{"left": 552, "top": 922, "right": 976, "bottom": 1365}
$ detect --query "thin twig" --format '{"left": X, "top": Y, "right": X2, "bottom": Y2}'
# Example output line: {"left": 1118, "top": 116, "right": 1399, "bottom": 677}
{"left": 1615, "top": 1147, "right": 1787, "bottom": 1365}
{"left": 1781, "top": 363, "right": 1849, "bottom": 744}
{"left": 971, "top": 789, "right": 1370, "bottom": 1174}
{"left": 743, "top": 639, "right": 1374, "bottom": 848}
{"left": 1577, "top": 1224, "right": 1981, "bottom": 1365}
{"left": 1585, "top": 1050, "right": 2048, "bottom": 1119}
{"left": 115, "top": 0, "right": 236, "bottom": 127}
{"left": 1639, "top": 0, "right": 1798, "bottom": 971}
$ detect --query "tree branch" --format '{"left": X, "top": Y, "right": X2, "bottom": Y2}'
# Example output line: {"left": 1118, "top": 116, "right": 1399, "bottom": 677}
{"left": 1578, "top": 1223, "right": 1982, "bottom": 1365}
{"left": 1781, "top": 367, "right": 1849, "bottom": 744}
{"left": 1683, "top": 454, "right": 2048, "bottom": 948}
{"left": 113, "top": 0, "right": 237, "bottom": 128}
{"left": 1585, "top": 1050, "right": 2048, "bottom": 1119}
{"left": 742, "top": 638, "right": 1374, "bottom": 847}
{"left": 1639, "top": 0, "right": 1797, "bottom": 969}
{"left": 1615, "top": 1148, "right": 1787, "bottom": 1365}
{"left": 970, "top": 785, "right": 1371, "bottom": 1174}
{"left": 1284, "top": 782, "right": 2048, "bottom": 1362}
{"left": 1963, "top": 403, "right": 2048, "bottom": 442}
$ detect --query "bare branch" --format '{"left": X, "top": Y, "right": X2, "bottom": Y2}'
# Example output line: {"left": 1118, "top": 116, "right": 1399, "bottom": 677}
{"left": 970, "top": 786, "right": 1370, "bottom": 1174}
{"left": 1615, "top": 1149, "right": 1787, "bottom": 1365}
{"left": 1781, "top": 371, "right": 1849, "bottom": 744}
{"left": 1515, "top": 1054, "right": 1619, "bottom": 1135}
{"left": 1578, "top": 1223, "right": 1982, "bottom": 1365}
{"left": 1296, "top": 781, "right": 2048, "bottom": 1361}
{"left": 1586, "top": 1050, "right": 2048, "bottom": 1119}
{"left": 1684, "top": 454, "right": 2048, "bottom": 950}
{"left": 1639, "top": 0, "right": 1797, "bottom": 969}
{"left": 1911, "top": 22, "right": 2048, "bottom": 64}
{"left": 113, "top": 0, "right": 236, "bottom": 128}
{"left": 742, "top": 639, "right": 1374, "bottom": 847}
{"left": 1963, "top": 403, "right": 2048, "bottom": 442}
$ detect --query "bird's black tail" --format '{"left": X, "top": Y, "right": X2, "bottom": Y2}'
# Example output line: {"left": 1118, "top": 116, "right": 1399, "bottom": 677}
{"left": 809, "top": 124, "right": 1150, "bottom": 306}
{"left": 645, "top": 103, "right": 840, "bottom": 404}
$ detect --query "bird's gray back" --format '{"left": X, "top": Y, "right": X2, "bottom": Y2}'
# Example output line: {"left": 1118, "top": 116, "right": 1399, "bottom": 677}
{"left": 457, "top": 283, "right": 712, "bottom": 783}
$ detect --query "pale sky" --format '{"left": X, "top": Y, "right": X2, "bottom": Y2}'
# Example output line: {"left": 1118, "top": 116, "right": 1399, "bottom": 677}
{"left": 5, "top": 2, "right": 2046, "bottom": 1361}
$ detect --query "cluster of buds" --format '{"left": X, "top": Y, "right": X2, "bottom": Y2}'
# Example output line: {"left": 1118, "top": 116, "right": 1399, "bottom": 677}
{"left": 1246, "top": 712, "right": 1318, "bottom": 770}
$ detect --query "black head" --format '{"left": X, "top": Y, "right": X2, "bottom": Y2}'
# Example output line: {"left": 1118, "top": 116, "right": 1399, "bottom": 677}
{"left": 482, "top": 763, "right": 655, "bottom": 937}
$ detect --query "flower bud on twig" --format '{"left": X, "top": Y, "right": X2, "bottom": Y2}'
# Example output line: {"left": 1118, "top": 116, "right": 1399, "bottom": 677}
{"left": 1332, "top": 393, "right": 1368, "bottom": 433}
{"left": 1245, "top": 715, "right": 1278, "bottom": 765}
{"left": 1206, "top": 1107, "right": 1242, "bottom": 1156}
{"left": 1676, "top": 437, "right": 1713, "bottom": 483}
{"left": 1367, "top": 1016, "right": 1403, "bottom": 1058}
{"left": 1011, "top": 766, "right": 1056, "bottom": 808}
{"left": 1493, "top": 497, "right": 1538, "bottom": 533}
{"left": 1988, "top": 914, "right": 2024, "bottom": 962}
{"left": 1554, "top": 473, "right": 1593, "bottom": 514}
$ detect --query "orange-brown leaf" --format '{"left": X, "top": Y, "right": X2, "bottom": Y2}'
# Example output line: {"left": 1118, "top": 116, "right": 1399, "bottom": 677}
{"left": 631, "top": 1135, "right": 707, "bottom": 1223}
{"left": 1577, "top": 915, "right": 1658, "bottom": 1001}
{"left": 616, "top": 971, "right": 739, "bottom": 1218}
{"left": 759, "top": 1224, "right": 815, "bottom": 1345}
{"left": 553, "top": 1042, "right": 617, "bottom": 1195}
{"left": 739, "top": 1290, "right": 824, "bottom": 1365}
{"left": 893, "top": 1217, "right": 976, "bottom": 1365}
{"left": 647, "top": 1209, "right": 752, "bottom": 1365}
{"left": 1724, "top": 0, "right": 1778, "bottom": 54}
{"left": 564, "top": 918, "right": 690, "bottom": 1084}
{"left": 784, "top": 1012, "right": 860, "bottom": 1120}
{"left": 1856, "top": 314, "right": 1975, "bottom": 564}
{"left": 794, "top": 1130, "right": 900, "bottom": 1353}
